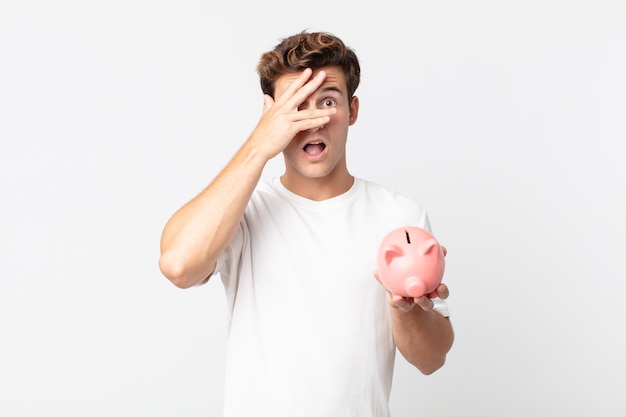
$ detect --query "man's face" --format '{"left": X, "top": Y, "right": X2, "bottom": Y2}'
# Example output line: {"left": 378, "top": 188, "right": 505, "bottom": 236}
{"left": 274, "top": 66, "right": 359, "bottom": 185}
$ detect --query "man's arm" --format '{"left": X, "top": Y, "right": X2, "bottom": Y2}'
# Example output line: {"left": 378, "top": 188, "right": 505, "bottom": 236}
{"left": 158, "top": 69, "right": 334, "bottom": 288}
{"left": 374, "top": 244, "right": 454, "bottom": 374}
{"left": 387, "top": 283, "right": 454, "bottom": 375}
{"left": 158, "top": 142, "right": 268, "bottom": 288}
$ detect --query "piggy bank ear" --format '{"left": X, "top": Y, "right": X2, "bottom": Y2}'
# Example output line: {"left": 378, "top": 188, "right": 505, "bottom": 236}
{"left": 419, "top": 238, "right": 438, "bottom": 255}
{"left": 384, "top": 245, "right": 404, "bottom": 265}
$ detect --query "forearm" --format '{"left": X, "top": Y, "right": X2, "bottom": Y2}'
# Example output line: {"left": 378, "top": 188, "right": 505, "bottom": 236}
{"left": 159, "top": 141, "right": 268, "bottom": 288}
{"left": 391, "top": 305, "right": 454, "bottom": 375}
{"left": 159, "top": 70, "right": 335, "bottom": 288}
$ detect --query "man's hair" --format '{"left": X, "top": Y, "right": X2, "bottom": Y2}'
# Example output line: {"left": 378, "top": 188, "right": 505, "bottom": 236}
{"left": 257, "top": 31, "right": 361, "bottom": 99}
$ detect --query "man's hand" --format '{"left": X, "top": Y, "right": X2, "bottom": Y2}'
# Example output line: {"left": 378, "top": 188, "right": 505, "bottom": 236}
{"left": 248, "top": 68, "right": 337, "bottom": 160}
{"left": 389, "top": 283, "right": 450, "bottom": 312}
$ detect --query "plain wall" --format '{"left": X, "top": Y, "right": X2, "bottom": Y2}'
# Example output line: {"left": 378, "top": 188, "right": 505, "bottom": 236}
{"left": 1, "top": 1, "right": 625, "bottom": 416}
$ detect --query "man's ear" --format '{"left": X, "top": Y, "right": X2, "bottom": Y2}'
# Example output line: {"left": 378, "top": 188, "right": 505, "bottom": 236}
{"left": 349, "top": 96, "right": 359, "bottom": 125}
{"left": 263, "top": 94, "right": 275, "bottom": 112}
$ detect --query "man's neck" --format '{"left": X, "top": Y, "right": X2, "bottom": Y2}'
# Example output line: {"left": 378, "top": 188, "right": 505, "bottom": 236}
{"left": 279, "top": 172, "right": 355, "bottom": 201}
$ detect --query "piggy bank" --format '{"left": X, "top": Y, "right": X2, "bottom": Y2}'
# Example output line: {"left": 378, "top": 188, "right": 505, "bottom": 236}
{"left": 376, "top": 226, "right": 445, "bottom": 298}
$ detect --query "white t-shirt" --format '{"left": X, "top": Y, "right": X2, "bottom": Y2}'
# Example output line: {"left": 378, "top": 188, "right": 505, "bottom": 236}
{"left": 215, "top": 177, "right": 449, "bottom": 417}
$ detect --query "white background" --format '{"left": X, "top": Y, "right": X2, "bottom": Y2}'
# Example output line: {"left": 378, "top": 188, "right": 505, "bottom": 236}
{"left": 1, "top": 1, "right": 625, "bottom": 416}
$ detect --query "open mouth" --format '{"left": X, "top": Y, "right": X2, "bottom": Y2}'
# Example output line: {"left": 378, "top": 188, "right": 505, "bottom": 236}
{"left": 303, "top": 141, "right": 326, "bottom": 156}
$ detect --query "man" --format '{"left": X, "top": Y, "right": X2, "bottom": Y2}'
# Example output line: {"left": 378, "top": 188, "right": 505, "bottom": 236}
{"left": 159, "top": 31, "right": 454, "bottom": 417}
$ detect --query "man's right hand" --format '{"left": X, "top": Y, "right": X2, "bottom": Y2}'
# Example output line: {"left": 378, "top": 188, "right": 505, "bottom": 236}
{"left": 248, "top": 68, "right": 337, "bottom": 160}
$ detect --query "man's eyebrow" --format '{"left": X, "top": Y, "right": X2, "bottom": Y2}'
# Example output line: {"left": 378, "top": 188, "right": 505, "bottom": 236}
{"left": 318, "top": 85, "right": 343, "bottom": 94}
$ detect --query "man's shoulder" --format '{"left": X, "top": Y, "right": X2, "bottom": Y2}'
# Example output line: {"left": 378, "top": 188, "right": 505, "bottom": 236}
{"left": 355, "top": 177, "right": 431, "bottom": 231}
{"left": 357, "top": 178, "right": 422, "bottom": 206}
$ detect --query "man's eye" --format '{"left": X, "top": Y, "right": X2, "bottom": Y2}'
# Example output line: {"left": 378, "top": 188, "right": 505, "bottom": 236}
{"left": 322, "top": 99, "right": 336, "bottom": 107}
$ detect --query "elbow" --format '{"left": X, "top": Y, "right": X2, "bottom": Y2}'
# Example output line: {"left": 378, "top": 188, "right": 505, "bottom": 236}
{"left": 159, "top": 252, "right": 205, "bottom": 289}
{"left": 417, "top": 320, "right": 454, "bottom": 375}
{"left": 409, "top": 327, "right": 454, "bottom": 375}
{"left": 414, "top": 354, "right": 447, "bottom": 375}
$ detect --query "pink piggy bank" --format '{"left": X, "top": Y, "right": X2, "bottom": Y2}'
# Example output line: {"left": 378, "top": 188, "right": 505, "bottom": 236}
{"left": 376, "top": 226, "right": 445, "bottom": 298}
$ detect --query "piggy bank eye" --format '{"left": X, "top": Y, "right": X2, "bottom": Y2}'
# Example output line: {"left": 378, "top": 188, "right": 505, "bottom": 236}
{"left": 405, "top": 230, "right": 411, "bottom": 244}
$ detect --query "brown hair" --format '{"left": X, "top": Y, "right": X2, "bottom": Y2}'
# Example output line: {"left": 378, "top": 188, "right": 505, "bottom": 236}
{"left": 257, "top": 31, "right": 361, "bottom": 99}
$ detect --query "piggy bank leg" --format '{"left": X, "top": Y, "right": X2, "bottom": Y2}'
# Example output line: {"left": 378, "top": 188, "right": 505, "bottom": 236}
{"left": 405, "top": 277, "right": 426, "bottom": 298}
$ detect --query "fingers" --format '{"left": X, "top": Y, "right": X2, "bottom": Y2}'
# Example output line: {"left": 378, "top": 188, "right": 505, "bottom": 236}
{"left": 373, "top": 271, "right": 449, "bottom": 312}
{"left": 413, "top": 295, "right": 435, "bottom": 311}
{"left": 426, "top": 283, "right": 448, "bottom": 299}
{"left": 293, "top": 69, "right": 324, "bottom": 99}
{"left": 413, "top": 283, "right": 449, "bottom": 311}
{"left": 436, "top": 283, "right": 449, "bottom": 299}
{"left": 260, "top": 68, "right": 333, "bottom": 137}
{"left": 392, "top": 294, "right": 416, "bottom": 313}
{"left": 276, "top": 68, "right": 326, "bottom": 110}
{"left": 251, "top": 69, "right": 331, "bottom": 158}
{"left": 292, "top": 111, "right": 333, "bottom": 133}
{"left": 272, "top": 68, "right": 313, "bottom": 105}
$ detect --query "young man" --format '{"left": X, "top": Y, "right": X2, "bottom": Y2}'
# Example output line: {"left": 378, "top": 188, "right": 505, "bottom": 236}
{"left": 159, "top": 31, "right": 454, "bottom": 417}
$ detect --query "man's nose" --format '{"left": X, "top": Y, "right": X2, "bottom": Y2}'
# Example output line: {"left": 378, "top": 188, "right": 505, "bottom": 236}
{"left": 306, "top": 125, "right": 323, "bottom": 132}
